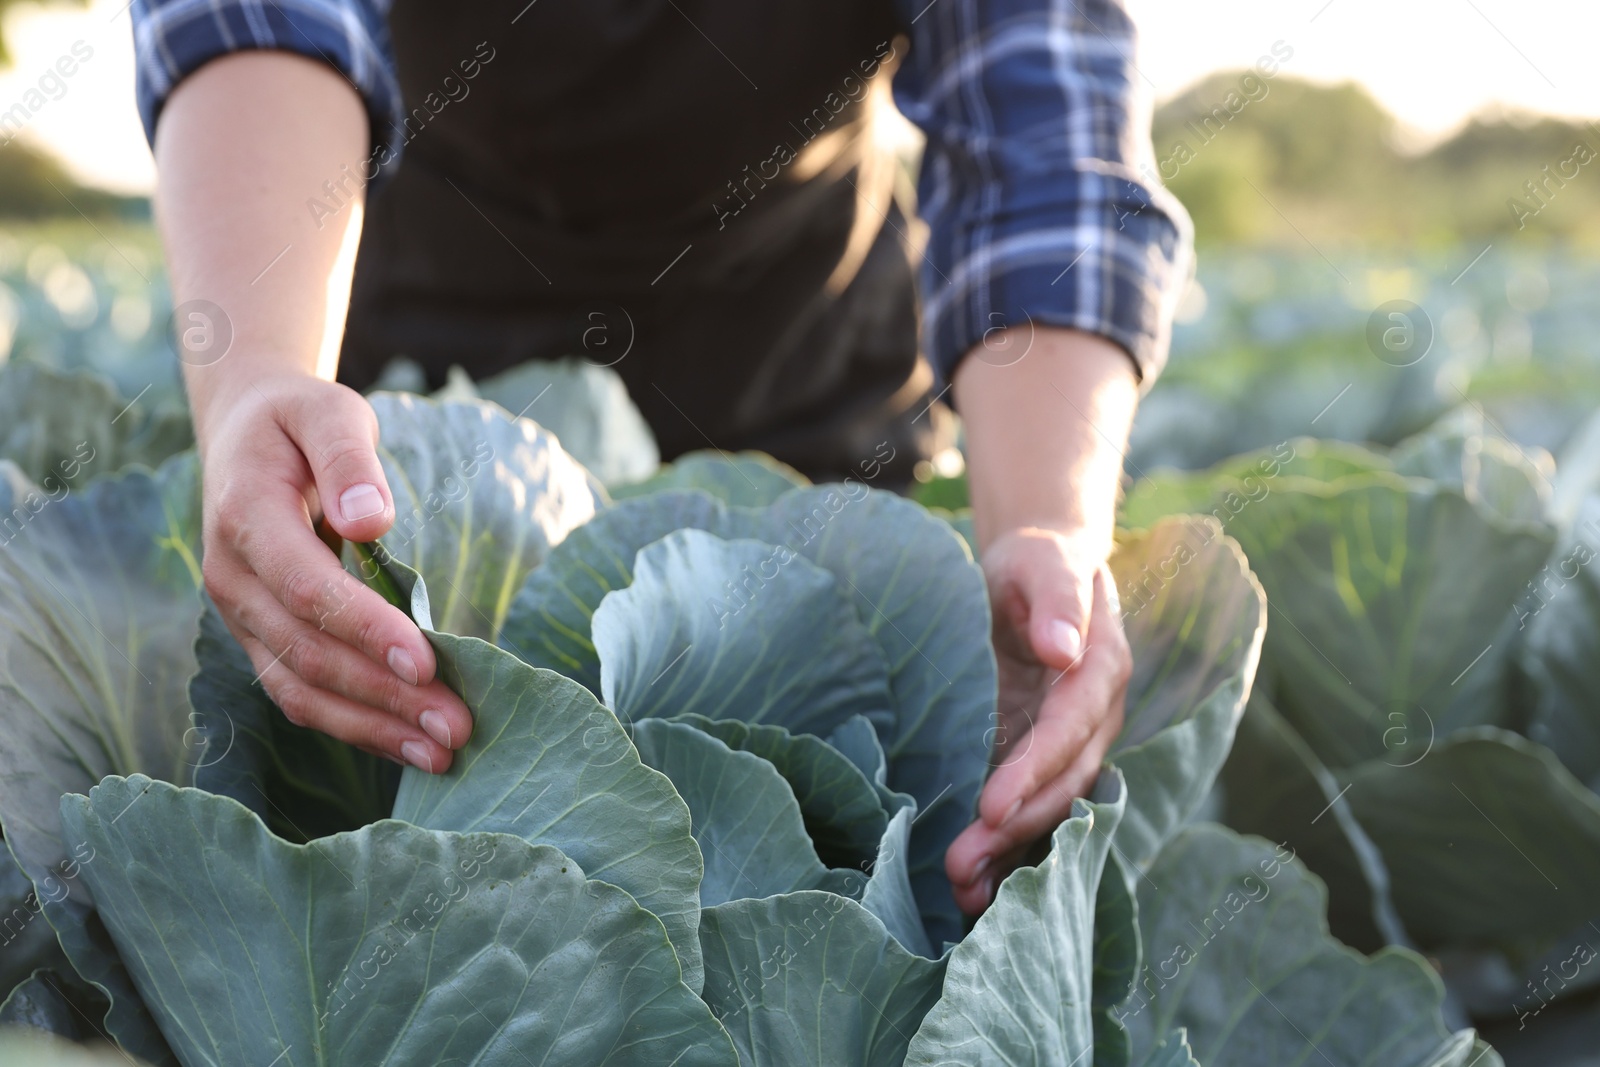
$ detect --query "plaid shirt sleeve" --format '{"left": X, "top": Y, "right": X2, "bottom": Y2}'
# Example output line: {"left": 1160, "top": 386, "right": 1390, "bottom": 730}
{"left": 891, "top": 0, "right": 1194, "bottom": 388}
{"left": 131, "top": 0, "right": 403, "bottom": 159}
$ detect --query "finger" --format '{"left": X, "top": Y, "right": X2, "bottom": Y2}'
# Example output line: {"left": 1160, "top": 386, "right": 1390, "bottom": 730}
{"left": 226, "top": 568, "right": 473, "bottom": 750}
{"left": 992, "top": 714, "right": 1122, "bottom": 847}
{"left": 946, "top": 711, "right": 1122, "bottom": 910}
{"left": 950, "top": 839, "right": 1030, "bottom": 916}
{"left": 984, "top": 531, "right": 1094, "bottom": 669}
{"left": 276, "top": 382, "right": 396, "bottom": 544}
{"left": 240, "top": 633, "right": 455, "bottom": 773}
{"left": 978, "top": 570, "right": 1128, "bottom": 827}
{"left": 1021, "top": 555, "right": 1092, "bottom": 671}
{"left": 978, "top": 663, "right": 1121, "bottom": 828}
{"left": 226, "top": 481, "right": 444, "bottom": 690}
{"left": 948, "top": 728, "right": 1100, "bottom": 886}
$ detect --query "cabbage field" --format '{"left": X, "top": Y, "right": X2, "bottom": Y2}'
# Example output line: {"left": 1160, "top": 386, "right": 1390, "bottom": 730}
{"left": 0, "top": 226, "right": 1598, "bottom": 1066}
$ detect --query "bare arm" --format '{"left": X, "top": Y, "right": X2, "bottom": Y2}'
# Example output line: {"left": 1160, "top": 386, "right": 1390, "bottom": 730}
{"left": 944, "top": 327, "right": 1138, "bottom": 913}
{"left": 955, "top": 328, "right": 1137, "bottom": 560}
{"left": 159, "top": 52, "right": 472, "bottom": 770}
{"left": 159, "top": 52, "right": 363, "bottom": 431}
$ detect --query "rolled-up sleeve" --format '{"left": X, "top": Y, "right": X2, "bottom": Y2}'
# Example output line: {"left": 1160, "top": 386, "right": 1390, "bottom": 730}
{"left": 891, "top": 0, "right": 1193, "bottom": 389}
{"left": 132, "top": 0, "right": 403, "bottom": 160}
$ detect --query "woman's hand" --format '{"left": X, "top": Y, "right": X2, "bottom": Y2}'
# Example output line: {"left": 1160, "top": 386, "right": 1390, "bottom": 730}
{"left": 156, "top": 54, "right": 470, "bottom": 771}
{"left": 197, "top": 373, "right": 473, "bottom": 771}
{"left": 944, "top": 326, "right": 1141, "bottom": 913}
{"left": 945, "top": 530, "right": 1129, "bottom": 914}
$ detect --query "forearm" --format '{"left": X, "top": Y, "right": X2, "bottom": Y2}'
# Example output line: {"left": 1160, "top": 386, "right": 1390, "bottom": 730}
{"left": 155, "top": 51, "right": 368, "bottom": 449}
{"left": 952, "top": 328, "right": 1139, "bottom": 557}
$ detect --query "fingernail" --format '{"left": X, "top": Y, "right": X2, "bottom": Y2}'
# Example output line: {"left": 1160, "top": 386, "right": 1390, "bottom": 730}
{"left": 340, "top": 483, "right": 385, "bottom": 522}
{"left": 981, "top": 876, "right": 996, "bottom": 904}
{"left": 970, "top": 855, "right": 992, "bottom": 883}
{"left": 1002, "top": 798, "right": 1023, "bottom": 825}
{"left": 419, "top": 709, "right": 453, "bottom": 749}
{"left": 1051, "top": 620, "right": 1082, "bottom": 662}
{"left": 400, "top": 740, "right": 434, "bottom": 772}
{"left": 387, "top": 647, "right": 420, "bottom": 686}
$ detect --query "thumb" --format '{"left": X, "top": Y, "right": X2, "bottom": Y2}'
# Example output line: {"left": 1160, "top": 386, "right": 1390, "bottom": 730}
{"left": 1023, "top": 556, "right": 1092, "bottom": 671}
{"left": 281, "top": 383, "right": 396, "bottom": 543}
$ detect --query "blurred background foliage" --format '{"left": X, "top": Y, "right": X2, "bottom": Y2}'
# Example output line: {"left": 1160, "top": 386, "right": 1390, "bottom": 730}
{"left": 3, "top": 64, "right": 1599, "bottom": 247}
{"left": 0, "top": 0, "right": 80, "bottom": 63}
{"left": 1157, "top": 73, "right": 1600, "bottom": 248}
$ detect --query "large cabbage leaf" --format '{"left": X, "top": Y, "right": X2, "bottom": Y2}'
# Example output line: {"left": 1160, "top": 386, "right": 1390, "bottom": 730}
{"left": 1219, "top": 690, "right": 1406, "bottom": 953}
{"left": 1108, "top": 517, "right": 1265, "bottom": 864}
{"left": 902, "top": 770, "right": 1127, "bottom": 1067}
{"left": 370, "top": 550, "right": 706, "bottom": 990}
{"left": 0, "top": 454, "right": 201, "bottom": 893}
{"left": 1340, "top": 727, "right": 1600, "bottom": 949}
{"left": 629, "top": 717, "right": 833, "bottom": 905}
{"left": 611, "top": 449, "right": 808, "bottom": 506}
{"left": 450, "top": 356, "right": 660, "bottom": 486}
{"left": 503, "top": 485, "right": 994, "bottom": 944}
{"left": 61, "top": 776, "right": 737, "bottom": 1067}
{"left": 1224, "top": 475, "right": 1552, "bottom": 768}
{"left": 698, "top": 891, "right": 945, "bottom": 1067}
{"left": 364, "top": 393, "right": 598, "bottom": 642}
{"left": 1122, "top": 824, "right": 1487, "bottom": 1066}
{"left": 0, "top": 454, "right": 202, "bottom": 1065}
{"left": 592, "top": 529, "right": 893, "bottom": 737}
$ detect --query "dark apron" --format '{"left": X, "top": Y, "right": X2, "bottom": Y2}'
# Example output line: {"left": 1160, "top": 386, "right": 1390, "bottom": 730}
{"left": 339, "top": 0, "right": 940, "bottom": 483}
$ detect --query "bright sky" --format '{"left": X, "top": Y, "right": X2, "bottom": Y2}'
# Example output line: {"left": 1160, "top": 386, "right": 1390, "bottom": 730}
{"left": 0, "top": 0, "right": 1595, "bottom": 195}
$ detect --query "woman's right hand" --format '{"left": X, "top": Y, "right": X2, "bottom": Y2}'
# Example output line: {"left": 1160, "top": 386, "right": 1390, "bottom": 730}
{"left": 197, "top": 372, "right": 473, "bottom": 772}
{"left": 153, "top": 53, "right": 470, "bottom": 770}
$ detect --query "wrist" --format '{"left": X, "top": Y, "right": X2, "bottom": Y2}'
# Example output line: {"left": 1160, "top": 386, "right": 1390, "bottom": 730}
{"left": 954, "top": 327, "right": 1136, "bottom": 556}
{"left": 981, "top": 521, "right": 1114, "bottom": 569}
{"left": 187, "top": 363, "right": 319, "bottom": 456}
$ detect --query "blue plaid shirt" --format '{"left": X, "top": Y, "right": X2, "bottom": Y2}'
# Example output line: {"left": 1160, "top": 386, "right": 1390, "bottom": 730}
{"left": 132, "top": 0, "right": 1191, "bottom": 386}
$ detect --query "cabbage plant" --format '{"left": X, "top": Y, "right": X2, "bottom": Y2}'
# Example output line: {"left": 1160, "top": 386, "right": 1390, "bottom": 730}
{"left": 1123, "top": 411, "right": 1600, "bottom": 1060}
{"left": 0, "top": 377, "right": 1496, "bottom": 1065}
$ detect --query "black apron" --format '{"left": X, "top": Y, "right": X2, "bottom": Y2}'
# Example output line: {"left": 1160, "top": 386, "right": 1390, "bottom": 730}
{"left": 340, "top": 0, "right": 940, "bottom": 483}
